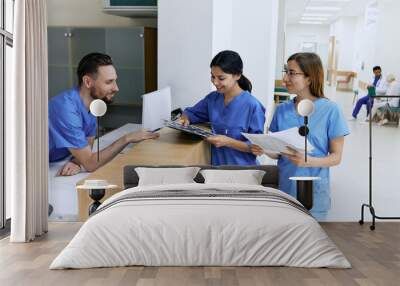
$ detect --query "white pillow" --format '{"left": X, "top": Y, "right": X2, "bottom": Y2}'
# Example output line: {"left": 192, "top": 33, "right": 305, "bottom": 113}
{"left": 135, "top": 167, "right": 201, "bottom": 186}
{"left": 200, "top": 169, "right": 266, "bottom": 185}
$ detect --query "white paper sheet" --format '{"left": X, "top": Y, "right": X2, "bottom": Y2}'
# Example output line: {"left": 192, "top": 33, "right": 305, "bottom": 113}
{"left": 243, "top": 127, "right": 314, "bottom": 154}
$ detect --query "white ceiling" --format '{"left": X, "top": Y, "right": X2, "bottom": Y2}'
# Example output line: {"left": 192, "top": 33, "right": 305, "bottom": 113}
{"left": 285, "top": 0, "right": 367, "bottom": 25}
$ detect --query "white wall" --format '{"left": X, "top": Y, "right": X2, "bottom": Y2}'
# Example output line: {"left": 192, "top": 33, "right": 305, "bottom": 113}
{"left": 158, "top": 0, "right": 279, "bottom": 119}
{"left": 374, "top": 0, "right": 400, "bottom": 80}
{"left": 275, "top": 0, "right": 286, "bottom": 80}
{"left": 158, "top": 0, "right": 214, "bottom": 109}
{"left": 351, "top": 15, "right": 370, "bottom": 81}
{"left": 231, "top": 0, "right": 279, "bottom": 115}
{"left": 285, "top": 24, "right": 330, "bottom": 69}
{"left": 330, "top": 17, "right": 358, "bottom": 71}
{"left": 350, "top": 9, "right": 377, "bottom": 83}
{"left": 47, "top": 0, "right": 156, "bottom": 27}
{"left": 212, "top": 0, "right": 233, "bottom": 57}
{"left": 340, "top": 0, "right": 400, "bottom": 84}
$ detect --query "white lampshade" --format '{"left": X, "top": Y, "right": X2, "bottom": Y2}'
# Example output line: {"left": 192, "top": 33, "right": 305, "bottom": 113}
{"left": 89, "top": 99, "right": 107, "bottom": 117}
{"left": 297, "top": 99, "right": 315, "bottom": 117}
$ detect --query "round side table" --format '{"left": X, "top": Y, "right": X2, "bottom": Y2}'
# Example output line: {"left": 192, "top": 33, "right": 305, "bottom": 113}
{"left": 289, "top": 176, "right": 320, "bottom": 210}
{"left": 77, "top": 182, "right": 117, "bottom": 215}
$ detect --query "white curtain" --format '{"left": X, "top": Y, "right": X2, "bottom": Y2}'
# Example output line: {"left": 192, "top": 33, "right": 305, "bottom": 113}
{"left": 7, "top": 0, "right": 48, "bottom": 242}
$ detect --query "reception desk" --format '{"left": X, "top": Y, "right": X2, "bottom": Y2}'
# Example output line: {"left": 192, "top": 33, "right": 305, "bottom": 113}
{"left": 77, "top": 127, "right": 211, "bottom": 221}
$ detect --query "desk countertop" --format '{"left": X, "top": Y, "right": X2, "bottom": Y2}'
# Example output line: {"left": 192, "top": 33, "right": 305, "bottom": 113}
{"left": 76, "top": 126, "right": 211, "bottom": 221}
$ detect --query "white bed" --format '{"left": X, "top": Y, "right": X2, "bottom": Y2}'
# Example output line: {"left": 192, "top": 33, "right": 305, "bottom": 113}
{"left": 50, "top": 182, "right": 350, "bottom": 269}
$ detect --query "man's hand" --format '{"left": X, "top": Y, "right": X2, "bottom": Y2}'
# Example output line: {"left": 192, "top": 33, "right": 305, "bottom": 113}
{"left": 57, "top": 161, "right": 81, "bottom": 176}
{"left": 205, "top": 135, "right": 233, "bottom": 148}
{"left": 124, "top": 130, "right": 160, "bottom": 144}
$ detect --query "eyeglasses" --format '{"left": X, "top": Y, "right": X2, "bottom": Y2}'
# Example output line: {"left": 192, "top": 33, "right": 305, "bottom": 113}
{"left": 282, "top": 70, "right": 305, "bottom": 78}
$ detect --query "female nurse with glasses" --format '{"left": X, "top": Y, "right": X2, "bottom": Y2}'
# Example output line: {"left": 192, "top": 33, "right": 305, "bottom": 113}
{"left": 252, "top": 52, "right": 349, "bottom": 221}
{"left": 178, "top": 50, "right": 266, "bottom": 166}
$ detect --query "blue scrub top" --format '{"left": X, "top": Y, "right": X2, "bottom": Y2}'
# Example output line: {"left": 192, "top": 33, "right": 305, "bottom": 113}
{"left": 184, "top": 91, "right": 266, "bottom": 166}
{"left": 269, "top": 97, "right": 349, "bottom": 214}
{"left": 48, "top": 87, "right": 97, "bottom": 162}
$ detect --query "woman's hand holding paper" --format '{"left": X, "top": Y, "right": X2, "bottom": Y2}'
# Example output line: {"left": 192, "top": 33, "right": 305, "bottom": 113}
{"left": 281, "top": 146, "right": 311, "bottom": 167}
{"left": 250, "top": 144, "right": 264, "bottom": 156}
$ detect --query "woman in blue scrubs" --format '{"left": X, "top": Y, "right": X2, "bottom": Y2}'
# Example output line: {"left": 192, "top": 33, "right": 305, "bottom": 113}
{"left": 178, "top": 50, "right": 266, "bottom": 166}
{"left": 252, "top": 53, "right": 349, "bottom": 220}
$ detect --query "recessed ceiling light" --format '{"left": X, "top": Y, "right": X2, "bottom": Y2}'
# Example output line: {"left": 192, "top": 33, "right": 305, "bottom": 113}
{"left": 301, "top": 17, "right": 328, "bottom": 21}
{"left": 306, "top": 7, "right": 341, "bottom": 11}
{"left": 303, "top": 13, "right": 333, "bottom": 17}
{"left": 309, "top": 0, "right": 349, "bottom": 2}
{"left": 310, "top": 0, "right": 349, "bottom": 2}
{"left": 299, "top": 21, "right": 324, "bottom": 25}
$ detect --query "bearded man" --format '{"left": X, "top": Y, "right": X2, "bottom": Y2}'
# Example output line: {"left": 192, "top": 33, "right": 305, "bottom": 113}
{"left": 48, "top": 53, "right": 159, "bottom": 176}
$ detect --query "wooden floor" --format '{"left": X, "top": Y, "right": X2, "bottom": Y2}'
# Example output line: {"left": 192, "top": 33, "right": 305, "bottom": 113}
{"left": 0, "top": 222, "right": 399, "bottom": 286}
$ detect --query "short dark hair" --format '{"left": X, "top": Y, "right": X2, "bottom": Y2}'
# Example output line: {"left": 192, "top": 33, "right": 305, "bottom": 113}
{"left": 77, "top": 53, "right": 114, "bottom": 86}
{"left": 373, "top": 66, "right": 381, "bottom": 71}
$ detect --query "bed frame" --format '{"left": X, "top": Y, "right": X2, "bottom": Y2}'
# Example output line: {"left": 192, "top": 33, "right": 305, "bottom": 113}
{"left": 123, "top": 165, "right": 279, "bottom": 189}
{"left": 123, "top": 165, "right": 315, "bottom": 211}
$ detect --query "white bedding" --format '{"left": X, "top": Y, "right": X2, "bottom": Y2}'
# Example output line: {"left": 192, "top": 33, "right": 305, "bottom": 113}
{"left": 50, "top": 183, "right": 350, "bottom": 269}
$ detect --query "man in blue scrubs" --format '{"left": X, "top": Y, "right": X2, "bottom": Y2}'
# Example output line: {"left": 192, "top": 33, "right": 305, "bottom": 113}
{"left": 49, "top": 53, "right": 159, "bottom": 176}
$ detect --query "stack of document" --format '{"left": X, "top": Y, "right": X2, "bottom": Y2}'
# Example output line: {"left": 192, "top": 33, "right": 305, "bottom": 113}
{"left": 242, "top": 127, "right": 314, "bottom": 154}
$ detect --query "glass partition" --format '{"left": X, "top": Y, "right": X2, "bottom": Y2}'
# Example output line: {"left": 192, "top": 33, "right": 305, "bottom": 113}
{"left": 48, "top": 27, "right": 153, "bottom": 129}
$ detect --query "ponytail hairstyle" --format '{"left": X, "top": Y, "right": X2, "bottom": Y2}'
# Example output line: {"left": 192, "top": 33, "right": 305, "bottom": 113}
{"left": 210, "top": 50, "right": 252, "bottom": 92}
{"left": 287, "top": 52, "right": 325, "bottom": 98}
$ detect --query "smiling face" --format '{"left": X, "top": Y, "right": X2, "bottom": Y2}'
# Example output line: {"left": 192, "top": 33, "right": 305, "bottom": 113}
{"left": 85, "top": 65, "right": 119, "bottom": 104}
{"left": 210, "top": 66, "right": 240, "bottom": 94}
{"left": 283, "top": 60, "right": 310, "bottom": 95}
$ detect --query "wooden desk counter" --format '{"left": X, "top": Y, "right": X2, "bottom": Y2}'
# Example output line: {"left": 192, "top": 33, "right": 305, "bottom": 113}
{"left": 77, "top": 127, "right": 211, "bottom": 221}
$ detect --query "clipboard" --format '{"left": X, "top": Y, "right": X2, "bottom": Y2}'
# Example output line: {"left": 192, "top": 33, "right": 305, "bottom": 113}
{"left": 166, "top": 121, "right": 214, "bottom": 137}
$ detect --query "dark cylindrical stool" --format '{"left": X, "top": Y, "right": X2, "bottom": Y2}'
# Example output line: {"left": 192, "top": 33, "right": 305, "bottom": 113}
{"left": 289, "top": 177, "right": 320, "bottom": 210}
{"left": 88, "top": 189, "right": 106, "bottom": 215}
{"left": 77, "top": 180, "right": 117, "bottom": 216}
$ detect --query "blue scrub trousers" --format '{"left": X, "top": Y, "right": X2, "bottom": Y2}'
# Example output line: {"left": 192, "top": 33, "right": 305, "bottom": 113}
{"left": 352, "top": 95, "right": 373, "bottom": 118}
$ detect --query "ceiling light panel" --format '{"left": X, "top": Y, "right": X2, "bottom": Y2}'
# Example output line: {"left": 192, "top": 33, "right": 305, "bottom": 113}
{"left": 309, "top": 0, "right": 350, "bottom": 2}
{"left": 302, "top": 13, "right": 333, "bottom": 17}
{"left": 301, "top": 17, "right": 328, "bottom": 21}
{"left": 299, "top": 21, "right": 324, "bottom": 24}
{"left": 306, "top": 7, "right": 341, "bottom": 11}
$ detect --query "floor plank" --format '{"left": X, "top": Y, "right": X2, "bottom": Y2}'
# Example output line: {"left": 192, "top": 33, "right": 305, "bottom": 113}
{"left": 1, "top": 222, "right": 400, "bottom": 285}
